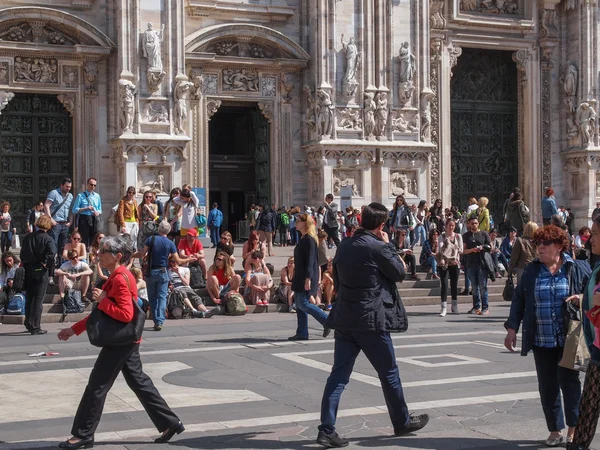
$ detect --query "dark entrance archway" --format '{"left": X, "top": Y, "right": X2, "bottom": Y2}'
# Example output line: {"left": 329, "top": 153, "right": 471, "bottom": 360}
{"left": 0, "top": 94, "right": 72, "bottom": 232}
{"left": 450, "top": 48, "right": 519, "bottom": 223}
{"left": 208, "top": 103, "right": 270, "bottom": 238}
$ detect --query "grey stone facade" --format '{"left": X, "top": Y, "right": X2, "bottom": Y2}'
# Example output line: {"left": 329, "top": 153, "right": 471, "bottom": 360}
{"left": 0, "top": 1, "right": 598, "bottom": 227}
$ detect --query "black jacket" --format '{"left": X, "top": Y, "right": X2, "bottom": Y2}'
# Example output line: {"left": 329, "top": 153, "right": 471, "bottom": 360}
{"left": 291, "top": 234, "right": 320, "bottom": 296}
{"left": 20, "top": 230, "right": 56, "bottom": 270}
{"left": 326, "top": 229, "right": 407, "bottom": 332}
{"left": 257, "top": 209, "right": 277, "bottom": 233}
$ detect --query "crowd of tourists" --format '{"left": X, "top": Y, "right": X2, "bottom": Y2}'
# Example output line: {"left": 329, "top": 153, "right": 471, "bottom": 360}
{"left": 5, "top": 178, "right": 600, "bottom": 448}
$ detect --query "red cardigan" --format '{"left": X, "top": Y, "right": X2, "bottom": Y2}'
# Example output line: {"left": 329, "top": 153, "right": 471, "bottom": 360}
{"left": 71, "top": 265, "right": 139, "bottom": 336}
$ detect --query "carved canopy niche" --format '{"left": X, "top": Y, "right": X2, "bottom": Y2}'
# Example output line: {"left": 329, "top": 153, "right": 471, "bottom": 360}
{"left": 185, "top": 24, "right": 309, "bottom": 71}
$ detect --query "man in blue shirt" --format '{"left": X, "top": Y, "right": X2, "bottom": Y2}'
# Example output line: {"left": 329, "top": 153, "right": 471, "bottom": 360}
{"left": 72, "top": 177, "right": 102, "bottom": 250}
{"left": 207, "top": 202, "right": 223, "bottom": 248}
{"left": 44, "top": 177, "right": 74, "bottom": 282}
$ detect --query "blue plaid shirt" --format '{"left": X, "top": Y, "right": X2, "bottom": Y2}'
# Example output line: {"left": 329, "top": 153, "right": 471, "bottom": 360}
{"left": 533, "top": 259, "right": 569, "bottom": 348}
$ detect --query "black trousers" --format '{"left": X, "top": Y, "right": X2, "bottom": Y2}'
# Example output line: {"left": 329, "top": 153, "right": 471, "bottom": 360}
{"left": 401, "top": 254, "right": 417, "bottom": 276}
{"left": 24, "top": 264, "right": 49, "bottom": 333}
{"left": 439, "top": 265, "right": 460, "bottom": 302}
{"left": 323, "top": 224, "right": 341, "bottom": 247}
{"left": 72, "top": 343, "right": 179, "bottom": 439}
{"left": 572, "top": 346, "right": 600, "bottom": 448}
{"left": 78, "top": 215, "right": 95, "bottom": 249}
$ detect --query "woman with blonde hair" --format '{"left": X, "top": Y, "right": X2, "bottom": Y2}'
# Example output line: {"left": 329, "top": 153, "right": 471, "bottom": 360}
{"left": 207, "top": 251, "right": 241, "bottom": 306}
{"left": 289, "top": 213, "right": 331, "bottom": 340}
{"left": 508, "top": 221, "right": 539, "bottom": 283}
{"left": 477, "top": 197, "right": 490, "bottom": 232}
{"left": 115, "top": 186, "right": 139, "bottom": 248}
{"left": 164, "top": 188, "right": 182, "bottom": 244}
{"left": 278, "top": 257, "right": 296, "bottom": 312}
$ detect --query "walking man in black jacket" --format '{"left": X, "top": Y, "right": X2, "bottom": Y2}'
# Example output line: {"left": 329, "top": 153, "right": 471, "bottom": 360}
{"left": 316, "top": 202, "right": 429, "bottom": 448}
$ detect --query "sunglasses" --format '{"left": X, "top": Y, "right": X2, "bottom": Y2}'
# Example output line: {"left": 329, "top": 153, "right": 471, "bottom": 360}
{"left": 215, "top": 258, "right": 225, "bottom": 262}
{"left": 221, "top": 237, "right": 228, "bottom": 240}
{"left": 535, "top": 239, "right": 556, "bottom": 247}
{"left": 144, "top": 196, "right": 152, "bottom": 199}
{"left": 252, "top": 256, "right": 263, "bottom": 260}
{"left": 72, "top": 237, "right": 81, "bottom": 241}
{"left": 99, "top": 248, "right": 116, "bottom": 254}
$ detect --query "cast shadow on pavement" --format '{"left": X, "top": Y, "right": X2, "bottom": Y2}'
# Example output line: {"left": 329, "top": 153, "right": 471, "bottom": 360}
{"left": 162, "top": 433, "right": 546, "bottom": 449}
{"left": 197, "top": 337, "right": 293, "bottom": 345}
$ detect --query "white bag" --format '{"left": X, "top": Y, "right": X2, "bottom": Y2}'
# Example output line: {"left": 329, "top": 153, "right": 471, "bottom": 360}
{"left": 11, "top": 234, "right": 20, "bottom": 249}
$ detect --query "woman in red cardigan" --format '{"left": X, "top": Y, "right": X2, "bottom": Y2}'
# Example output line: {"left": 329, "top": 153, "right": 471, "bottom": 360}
{"left": 57, "top": 235, "right": 184, "bottom": 449}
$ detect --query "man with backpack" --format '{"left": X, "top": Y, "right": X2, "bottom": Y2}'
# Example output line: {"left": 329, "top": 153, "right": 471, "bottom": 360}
{"left": 278, "top": 208, "right": 290, "bottom": 247}
{"left": 207, "top": 202, "right": 223, "bottom": 248}
{"left": 256, "top": 204, "right": 277, "bottom": 256}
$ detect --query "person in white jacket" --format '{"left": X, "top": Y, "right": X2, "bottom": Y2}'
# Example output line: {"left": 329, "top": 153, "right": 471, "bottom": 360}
{"left": 173, "top": 187, "right": 199, "bottom": 236}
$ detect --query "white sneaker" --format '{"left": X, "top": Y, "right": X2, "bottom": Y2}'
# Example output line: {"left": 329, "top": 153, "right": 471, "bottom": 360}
{"left": 439, "top": 302, "right": 447, "bottom": 317}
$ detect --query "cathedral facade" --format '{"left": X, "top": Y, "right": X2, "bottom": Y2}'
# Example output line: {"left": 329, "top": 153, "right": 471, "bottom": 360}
{"left": 0, "top": 0, "right": 597, "bottom": 232}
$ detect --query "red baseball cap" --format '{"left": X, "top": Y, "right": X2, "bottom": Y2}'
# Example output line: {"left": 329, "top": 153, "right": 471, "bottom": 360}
{"left": 187, "top": 228, "right": 198, "bottom": 237}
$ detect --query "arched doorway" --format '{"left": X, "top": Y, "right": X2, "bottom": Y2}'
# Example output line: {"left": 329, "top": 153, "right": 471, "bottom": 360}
{"left": 450, "top": 48, "right": 519, "bottom": 222}
{"left": 0, "top": 93, "right": 72, "bottom": 231}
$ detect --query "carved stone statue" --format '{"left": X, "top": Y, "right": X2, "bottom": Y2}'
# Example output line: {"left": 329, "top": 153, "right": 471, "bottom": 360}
{"left": 420, "top": 90, "right": 435, "bottom": 142}
{"left": 392, "top": 112, "right": 419, "bottom": 133}
{"left": 0, "top": 91, "right": 15, "bottom": 114}
{"left": 333, "top": 171, "right": 360, "bottom": 196}
{"left": 316, "top": 89, "right": 334, "bottom": 138}
{"left": 174, "top": 80, "right": 193, "bottom": 134}
{"left": 374, "top": 92, "right": 389, "bottom": 137}
{"left": 142, "top": 23, "right": 165, "bottom": 71}
{"left": 363, "top": 92, "right": 376, "bottom": 137}
{"left": 577, "top": 101, "right": 597, "bottom": 146}
{"left": 563, "top": 64, "right": 578, "bottom": 98}
{"left": 399, "top": 42, "right": 416, "bottom": 83}
{"left": 142, "top": 101, "right": 169, "bottom": 123}
{"left": 341, "top": 35, "right": 360, "bottom": 97}
{"left": 118, "top": 79, "right": 136, "bottom": 133}
{"left": 461, "top": 0, "right": 477, "bottom": 10}
{"left": 138, "top": 169, "right": 168, "bottom": 196}
{"left": 207, "top": 99, "right": 222, "bottom": 120}
{"left": 84, "top": 62, "right": 98, "bottom": 95}
{"left": 337, "top": 108, "right": 362, "bottom": 130}
{"left": 305, "top": 86, "right": 317, "bottom": 133}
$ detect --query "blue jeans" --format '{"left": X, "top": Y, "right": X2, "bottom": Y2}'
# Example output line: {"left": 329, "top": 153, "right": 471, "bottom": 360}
{"left": 146, "top": 269, "right": 169, "bottom": 326}
{"left": 467, "top": 266, "right": 488, "bottom": 310}
{"left": 425, "top": 256, "right": 438, "bottom": 275}
{"left": 532, "top": 346, "right": 581, "bottom": 431}
{"left": 50, "top": 223, "right": 70, "bottom": 256}
{"left": 0, "top": 230, "right": 13, "bottom": 253}
{"left": 210, "top": 226, "right": 220, "bottom": 246}
{"left": 411, "top": 225, "right": 427, "bottom": 248}
{"left": 294, "top": 290, "right": 328, "bottom": 338}
{"left": 319, "top": 330, "right": 410, "bottom": 434}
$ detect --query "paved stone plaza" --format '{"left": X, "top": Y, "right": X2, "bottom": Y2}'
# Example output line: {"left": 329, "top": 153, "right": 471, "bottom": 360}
{"left": 1, "top": 290, "right": 598, "bottom": 450}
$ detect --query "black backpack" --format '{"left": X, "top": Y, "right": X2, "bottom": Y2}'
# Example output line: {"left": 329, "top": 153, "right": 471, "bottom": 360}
{"left": 189, "top": 263, "right": 206, "bottom": 288}
{"left": 167, "top": 290, "right": 185, "bottom": 319}
{"left": 62, "top": 289, "right": 85, "bottom": 315}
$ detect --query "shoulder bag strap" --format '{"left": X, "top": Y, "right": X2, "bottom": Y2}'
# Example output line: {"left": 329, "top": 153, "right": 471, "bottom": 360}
{"left": 50, "top": 189, "right": 70, "bottom": 218}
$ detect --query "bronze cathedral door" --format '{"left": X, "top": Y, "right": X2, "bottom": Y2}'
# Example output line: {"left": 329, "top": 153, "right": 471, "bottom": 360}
{"left": 450, "top": 49, "right": 518, "bottom": 223}
{"left": 0, "top": 94, "right": 72, "bottom": 232}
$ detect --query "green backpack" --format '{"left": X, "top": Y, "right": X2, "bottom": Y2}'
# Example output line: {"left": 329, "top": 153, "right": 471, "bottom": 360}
{"left": 280, "top": 213, "right": 290, "bottom": 226}
{"left": 225, "top": 293, "right": 247, "bottom": 315}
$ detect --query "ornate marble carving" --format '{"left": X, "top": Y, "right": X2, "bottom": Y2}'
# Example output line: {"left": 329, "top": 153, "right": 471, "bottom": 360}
{"left": 137, "top": 168, "right": 169, "bottom": 196}
{"left": 147, "top": 70, "right": 166, "bottom": 92}
{"left": 0, "top": 63, "right": 8, "bottom": 85}
{"left": 258, "top": 102, "right": 273, "bottom": 122}
{"left": 374, "top": 92, "right": 389, "bottom": 137}
{"left": 206, "top": 99, "right": 222, "bottom": 120}
{"left": 261, "top": 76, "right": 277, "bottom": 97}
{"left": 512, "top": 50, "right": 529, "bottom": 86}
{"left": 449, "top": 45, "right": 463, "bottom": 78}
{"left": 0, "top": 91, "right": 15, "bottom": 115}
{"left": 62, "top": 66, "right": 78, "bottom": 88}
{"left": 420, "top": 89, "right": 435, "bottom": 142}
{"left": 83, "top": 62, "right": 98, "bottom": 95}
{"left": 430, "top": 39, "right": 443, "bottom": 65}
{"left": 204, "top": 74, "right": 218, "bottom": 95}
{"left": 118, "top": 79, "right": 136, "bottom": 133}
{"left": 174, "top": 80, "right": 193, "bottom": 134}
{"left": 14, "top": 57, "right": 58, "bottom": 83}
{"left": 189, "top": 69, "right": 204, "bottom": 99}
{"left": 596, "top": 172, "right": 600, "bottom": 197}
{"left": 57, "top": 94, "right": 75, "bottom": 116}
{"left": 142, "top": 101, "right": 169, "bottom": 123}
{"left": 333, "top": 169, "right": 361, "bottom": 196}
{"left": 392, "top": 111, "right": 419, "bottom": 132}
{"left": 460, "top": 0, "right": 518, "bottom": 14}
{"left": 398, "top": 42, "right": 416, "bottom": 106}
{"left": 576, "top": 101, "right": 597, "bottom": 147}
{"left": 337, "top": 108, "right": 363, "bottom": 130}
{"left": 390, "top": 170, "right": 418, "bottom": 197}
{"left": 216, "top": 41, "right": 236, "bottom": 55}
{"left": 430, "top": 0, "right": 447, "bottom": 29}
{"left": 0, "top": 22, "right": 77, "bottom": 45}
{"left": 305, "top": 86, "right": 317, "bottom": 133}
{"left": 316, "top": 89, "right": 334, "bottom": 138}
{"left": 565, "top": 0, "right": 578, "bottom": 10}
{"left": 309, "top": 170, "right": 322, "bottom": 200}
{"left": 540, "top": 9, "right": 558, "bottom": 39}
{"left": 363, "top": 92, "right": 376, "bottom": 138}
{"left": 223, "top": 68, "right": 259, "bottom": 92}
{"left": 280, "top": 73, "right": 294, "bottom": 104}
{"left": 341, "top": 35, "right": 360, "bottom": 98}
{"left": 562, "top": 64, "right": 578, "bottom": 113}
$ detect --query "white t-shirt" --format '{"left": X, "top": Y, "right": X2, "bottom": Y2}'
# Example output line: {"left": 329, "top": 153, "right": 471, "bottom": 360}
{"left": 58, "top": 260, "right": 90, "bottom": 276}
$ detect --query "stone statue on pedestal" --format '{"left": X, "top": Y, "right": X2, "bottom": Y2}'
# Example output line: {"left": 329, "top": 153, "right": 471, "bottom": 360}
{"left": 341, "top": 35, "right": 360, "bottom": 98}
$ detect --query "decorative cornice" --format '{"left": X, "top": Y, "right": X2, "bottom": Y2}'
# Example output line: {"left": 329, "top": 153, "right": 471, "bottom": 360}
{"left": 186, "top": 1, "right": 295, "bottom": 23}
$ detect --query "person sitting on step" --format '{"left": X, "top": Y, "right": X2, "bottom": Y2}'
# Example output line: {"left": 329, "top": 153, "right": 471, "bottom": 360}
{"left": 55, "top": 249, "right": 93, "bottom": 299}
{"left": 207, "top": 251, "right": 242, "bottom": 309}
{"left": 167, "top": 257, "right": 215, "bottom": 318}
{"left": 397, "top": 229, "right": 420, "bottom": 281}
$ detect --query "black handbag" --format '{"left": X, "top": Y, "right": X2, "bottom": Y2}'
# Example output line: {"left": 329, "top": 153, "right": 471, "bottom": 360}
{"left": 86, "top": 273, "right": 145, "bottom": 347}
{"left": 141, "top": 235, "right": 155, "bottom": 277}
{"left": 503, "top": 276, "right": 515, "bottom": 302}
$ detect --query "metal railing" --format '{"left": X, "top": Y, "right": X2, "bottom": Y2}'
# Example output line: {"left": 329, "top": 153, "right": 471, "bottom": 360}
{"left": 235, "top": 220, "right": 250, "bottom": 243}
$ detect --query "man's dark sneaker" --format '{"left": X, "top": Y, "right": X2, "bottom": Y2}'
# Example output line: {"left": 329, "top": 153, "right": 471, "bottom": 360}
{"left": 467, "top": 308, "right": 481, "bottom": 314}
{"left": 567, "top": 444, "right": 588, "bottom": 450}
{"left": 316, "top": 430, "right": 349, "bottom": 448}
{"left": 323, "top": 327, "right": 332, "bottom": 338}
{"left": 394, "top": 414, "right": 430, "bottom": 436}
{"left": 288, "top": 335, "right": 309, "bottom": 341}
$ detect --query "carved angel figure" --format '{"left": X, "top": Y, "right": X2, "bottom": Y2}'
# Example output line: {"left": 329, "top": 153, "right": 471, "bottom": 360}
{"left": 577, "top": 102, "right": 597, "bottom": 146}
{"left": 119, "top": 79, "right": 136, "bottom": 133}
{"left": 142, "top": 23, "right": 165, "bottom": 71}
{"left": 363, "top": 92, "right": 376, "bottom": 137}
